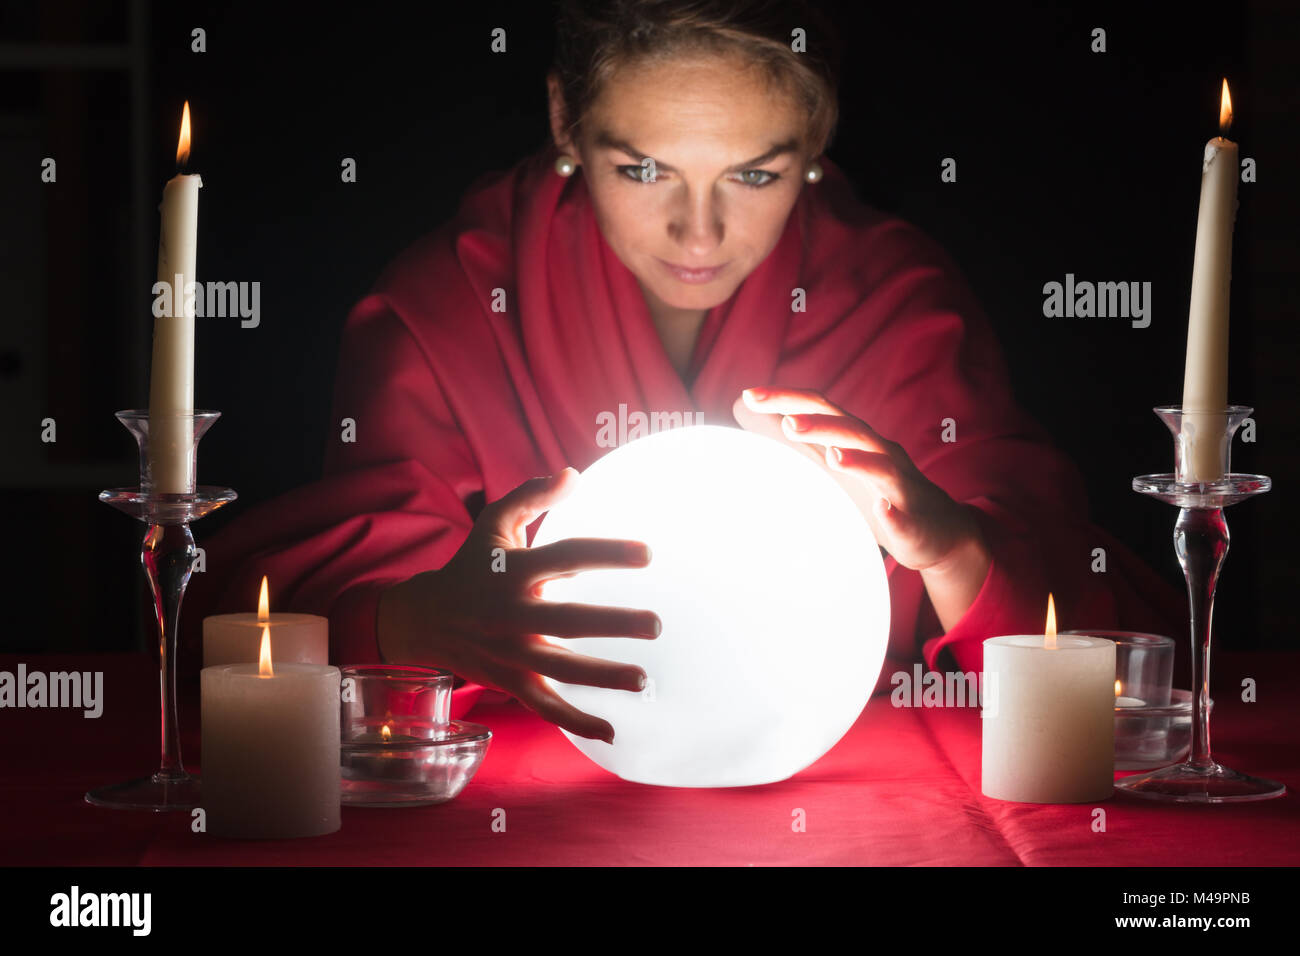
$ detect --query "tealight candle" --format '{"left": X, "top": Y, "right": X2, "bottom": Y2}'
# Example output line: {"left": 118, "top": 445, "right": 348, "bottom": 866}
{"left": 201, "top": 627, "right": 340, "bottom": 838}
{"left": 203, "top": 576, "right": 327, "bottom": 667}
{"left": 981, "top": 596, "right": 1116, "bottom": 804}
{"left": 346, "top": 720, "right": 440, "bottom": 782}
{"left": 1114, "top": 679, "right": 1146, "bottom": 708}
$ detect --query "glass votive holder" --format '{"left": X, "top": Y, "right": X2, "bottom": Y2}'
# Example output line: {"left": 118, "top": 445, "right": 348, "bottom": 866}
{"left": 1060, "top": 630, "right": 1198, "bottom": 770}
{"left": 1115, "top": 689, "right": 1214, "bottom": 771}
{"left": 339, "top": 665, "right": 491, "bottom": 807}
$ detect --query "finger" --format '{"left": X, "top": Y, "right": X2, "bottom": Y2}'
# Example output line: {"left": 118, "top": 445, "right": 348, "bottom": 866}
{"left": 516, "top": 537, "right": 652, "bottom": 585}
{"left": 732, "top": 393, "right": 786, "bottom": 439}
{"left": 827, "top": 447, "right": 912, "bottom": 511}
{"left": 742, "top": 386, "right": 844, "bottom": 416}
{"left": 520, "top": 640, "right": 647, "bottom": 692}
{"left": 732, "top": 394, "right": 834, "bottom": 469}
{"left": 783, "top": 412, "right": 892, "bottom": 455}
{"left": 510, "top": 672, "right": 617, "bottom": 743}
{"left": 732, "top": 392, "right": 758, "bottom": 428}
{"left": 524, "top": 600, "right": 662, "bottom": 640}
{"left": 486, "top": 468, "right": 580, "bottom": 537}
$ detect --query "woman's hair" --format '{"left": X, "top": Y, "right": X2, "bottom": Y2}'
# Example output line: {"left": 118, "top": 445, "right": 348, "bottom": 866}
{"left": 551, "top": 0, "right": 843, "bottom": 156}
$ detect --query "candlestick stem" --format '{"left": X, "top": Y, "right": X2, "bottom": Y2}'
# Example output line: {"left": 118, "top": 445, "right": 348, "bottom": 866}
{"left": 86, "top": 410, "right": 236, "bottom": 811}
{"left": 1119, "top": 405, "right": 1283, "bottom": 803}
{"left": 1176, "top": 505, "right": 1224, "bottom": 771}
{"left": 146, "top": 521, "right": 195, "bottom": 780}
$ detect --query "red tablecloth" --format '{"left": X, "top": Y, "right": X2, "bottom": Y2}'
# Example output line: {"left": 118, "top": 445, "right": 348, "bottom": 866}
{"left": 2, "top": 652, "right": 1296, "bottom": 866}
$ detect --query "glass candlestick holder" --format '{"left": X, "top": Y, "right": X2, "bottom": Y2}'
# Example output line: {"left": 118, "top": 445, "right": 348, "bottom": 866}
{"left": 1118, "top": 405, "right": 1282, "bottom": 803}
{"left": 85, "top": 410, "right": 236, "bottom": 811}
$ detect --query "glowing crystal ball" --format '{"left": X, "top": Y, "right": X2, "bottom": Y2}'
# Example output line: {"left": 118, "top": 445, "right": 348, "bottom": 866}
{"left": 532, "top": 425, "right": 890, "bottom": 787}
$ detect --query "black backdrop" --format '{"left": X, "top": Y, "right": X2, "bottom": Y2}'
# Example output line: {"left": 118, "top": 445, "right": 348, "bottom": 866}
{"left": 4, "top": 1, "right": 1295, "bottom": 652}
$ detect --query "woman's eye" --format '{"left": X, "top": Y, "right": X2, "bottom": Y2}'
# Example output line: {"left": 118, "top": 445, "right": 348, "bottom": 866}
{"left": 617, "top": 164, "right": 658, "bottom": 183}
{"left": 615, "top": 166, "right": 778, "bottom": 188}
{"left": 733, "top": 169, "right": 778, "bottom": 188}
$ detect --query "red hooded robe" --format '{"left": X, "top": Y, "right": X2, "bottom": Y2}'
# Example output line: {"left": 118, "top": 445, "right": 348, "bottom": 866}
{"left": 182, "top": 148, "right": 1185, "bottom": 716}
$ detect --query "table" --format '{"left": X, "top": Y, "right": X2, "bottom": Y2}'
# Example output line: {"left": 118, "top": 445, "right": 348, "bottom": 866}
{"left": 1, "top": 652, "right": 1296, "bottom": 866}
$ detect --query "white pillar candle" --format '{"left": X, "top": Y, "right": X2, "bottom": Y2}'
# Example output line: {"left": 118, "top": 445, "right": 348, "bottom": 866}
{"left": 982, "top": 619, "right": 1116, "bottom": 804}
{"left": 203, "top": 576, "right": 328, "bottom": 667}
{"left": 203, "top": 613, "right": 328, "bottom": 667}
{"left": 148, "top": 101, "right": 202, "bottom": 494}
{"left": 1181, "top": 80, "right": 1238, "bottom": 482}
{"left": 201, "top": 635, "right": 341, "bottom": 839}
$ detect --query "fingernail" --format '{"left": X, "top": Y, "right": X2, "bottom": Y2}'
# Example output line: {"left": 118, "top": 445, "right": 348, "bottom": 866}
{"left": 634, "top": 672, "right": 647, "bottom": 691}
{"left": 745, "top": 387, "right": 767, "bottom": 402}
{"left": 604, "top": 731, "right": 616, "bottom": 745}
{"left": 832, "top": 446, "right": 844, "bottom": 464}
{"left": 783, "top": 415, "right": 804, "bottom": 432}
{"left": 646, "top": 616, "right": 662, "bottom": 637}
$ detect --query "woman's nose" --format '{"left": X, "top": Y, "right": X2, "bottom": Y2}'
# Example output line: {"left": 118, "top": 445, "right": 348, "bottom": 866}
{"left": 668, "top": 188, "right": 724, "bottom": 257}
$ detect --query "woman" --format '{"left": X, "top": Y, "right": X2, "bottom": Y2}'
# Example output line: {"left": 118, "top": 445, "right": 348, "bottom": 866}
{"left": 188, "top": 0, "right": 1183, "bottom": 746}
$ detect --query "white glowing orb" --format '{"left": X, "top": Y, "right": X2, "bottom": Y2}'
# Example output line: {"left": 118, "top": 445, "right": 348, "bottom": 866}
{"left": 532, "top": 425, "right": 890, "bottom": 787}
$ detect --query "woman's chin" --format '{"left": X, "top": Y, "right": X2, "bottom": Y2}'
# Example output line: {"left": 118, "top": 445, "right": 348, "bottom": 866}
{"left": 643, "top": 276, "right": 741, "bottom": 313}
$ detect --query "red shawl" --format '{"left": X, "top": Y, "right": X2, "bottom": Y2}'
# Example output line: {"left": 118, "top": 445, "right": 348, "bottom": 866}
{"left": 183, "top": 147, "right": 1184, "bottom": 715}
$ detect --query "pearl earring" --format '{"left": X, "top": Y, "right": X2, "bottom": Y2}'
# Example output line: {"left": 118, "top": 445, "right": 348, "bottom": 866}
{"left": 555, "top": 154, "right": 577, "bottom": 177}
{"left": 804, "top": 161, "right": 823, "bottom": 184}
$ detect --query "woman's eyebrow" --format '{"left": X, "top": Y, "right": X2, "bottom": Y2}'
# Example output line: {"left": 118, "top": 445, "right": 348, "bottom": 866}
{"left": 592, "top": 131, "right": 800, "bottom": 173}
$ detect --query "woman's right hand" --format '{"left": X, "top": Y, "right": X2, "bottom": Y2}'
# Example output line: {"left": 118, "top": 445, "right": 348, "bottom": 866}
{"left": 377, "top": 467, "right": 659, "bottom": 744}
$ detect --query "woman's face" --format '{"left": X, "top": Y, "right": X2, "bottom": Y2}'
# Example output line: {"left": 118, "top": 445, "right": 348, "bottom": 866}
{"left": 551, "top": 54, "right": 812, "bottom": 315}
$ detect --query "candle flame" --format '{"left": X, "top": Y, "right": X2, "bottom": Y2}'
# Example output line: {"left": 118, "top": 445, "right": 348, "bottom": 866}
{"left": 381, "top": 723, "right": 393, "bottom": 742}
{"left": 258, "top": 625, "right": 274, "bottom": 677}
{"left": 1219, "top": 79, "right": 1233, "bottom": 134}
{"left": 1043, "top": 593, "right": 1057, "bottom": 650}
{"left": 176, "top": 101, "right": 192, "bottom": 168}
{"left": 1115, "top": 679, "right": 1123, "bottom": 697}
{"left": 257, "top": 575, "right": 270, "bottom": 624}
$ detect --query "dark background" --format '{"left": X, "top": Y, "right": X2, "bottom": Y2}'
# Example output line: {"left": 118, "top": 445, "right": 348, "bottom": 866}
{"left": 2, "top": 0, "right": 1295, "bottom": 652}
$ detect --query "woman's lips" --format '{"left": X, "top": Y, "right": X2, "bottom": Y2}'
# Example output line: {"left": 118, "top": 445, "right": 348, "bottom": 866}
{"left": 658, "top": 258, "right": 728, "bottom": 284}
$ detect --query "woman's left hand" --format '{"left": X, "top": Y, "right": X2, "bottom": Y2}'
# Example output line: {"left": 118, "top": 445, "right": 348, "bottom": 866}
{"left": 732, "top": 386, "right": 984, "bottom": 573}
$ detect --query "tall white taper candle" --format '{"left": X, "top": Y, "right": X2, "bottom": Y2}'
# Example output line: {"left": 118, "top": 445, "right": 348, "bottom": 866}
{"left": 1181, "top": 80, "right": 1238, "bottom": 483}
{"left": 147, "top": 101, "right": 202, "bottom": 494}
